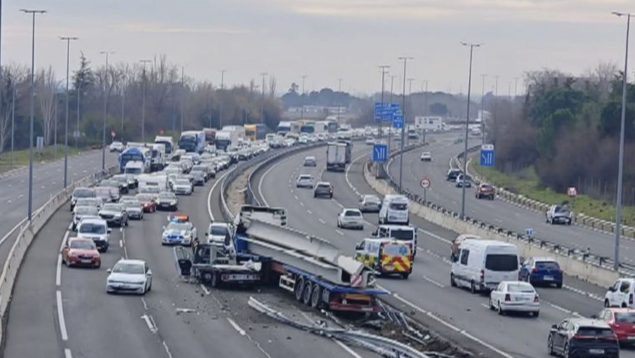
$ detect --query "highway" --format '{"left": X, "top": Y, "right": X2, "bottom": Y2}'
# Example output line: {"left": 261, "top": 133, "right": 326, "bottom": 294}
{"left": 252, "top": 141, "right": 635, "bottom": 358}
{"left": 386, "top": 132, "right": 635, "bottom": 267}
{"left": 4, "top": 151, "right": 378, "bottom": 358}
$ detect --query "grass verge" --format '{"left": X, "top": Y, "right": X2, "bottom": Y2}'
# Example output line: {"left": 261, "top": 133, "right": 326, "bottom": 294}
{"left": 0, "top": 145, "right": 83, "bottom": 174}
{"left": 469, "top": 158, "right": 635, "bottom": 226}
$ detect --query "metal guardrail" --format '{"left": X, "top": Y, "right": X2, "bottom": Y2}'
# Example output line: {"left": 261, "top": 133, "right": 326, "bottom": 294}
{"left": 0, "top": 165, "right": 117, "bottom": 346}
{"left": 378, "top": 145, "right": 635, "bottom": 278}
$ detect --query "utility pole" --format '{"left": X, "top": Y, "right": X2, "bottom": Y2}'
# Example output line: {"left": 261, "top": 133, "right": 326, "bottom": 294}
{"left": 120, "top": 72, "right": 126, "bottom": 133}
{"left": 514, "top": 77, "right": 519, "bottom": 98}
{"left": 389, "top": 75, "right": 397, "bottom": 151}
{"left": 301, "top": 74, "right": 307, "bottom": 120}
{"left": 99, "top": 51, "right": 114, "bottom": 172}
{"left": 219, "top": 69, "right": 226, "bottom": 129}
{"left": 337, "top": 78, "right": 343, "bottom": 122}
{"left": 180, "top": 67, "right": 185, "bottom": 133}
{"left": 397, "top": 57, "right": 413, "bottom": 192}
{"left": 260, "top": 72, "right": 268, "bottom": 124}
{"left": 11, "top": 87, "right": 15, "bottom": 168}
{"left": 20, "top": 8, "right": 46, "bottom": 222}
{"left": 460, "top": 42, "right": 481, "bottom": 219}
{"left": 60, "top": 36, "right": 78, "bottom": 188}
{"left": 378, "top": 65, "right": 390, "bottom": 162}
{"left": 140, "top": 59, "right": 151, "bottom": 143}
{"left": 612, "top": 11, "right": 633, "bottom": 270}
{"left": 481, "top": 74, "right": 487, "bottom": 145}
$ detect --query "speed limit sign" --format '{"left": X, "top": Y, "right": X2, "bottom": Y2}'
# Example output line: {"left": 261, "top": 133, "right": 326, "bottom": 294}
{"left": 420, "top": 177, "right": 431, "bottom": 189}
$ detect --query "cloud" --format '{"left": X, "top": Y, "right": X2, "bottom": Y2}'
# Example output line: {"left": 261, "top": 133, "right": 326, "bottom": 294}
{"left": 118, "top": 23, "right": 248, "bottom": 35}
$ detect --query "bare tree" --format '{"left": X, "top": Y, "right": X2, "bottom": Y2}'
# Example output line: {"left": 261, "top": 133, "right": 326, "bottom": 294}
{"left": 269, "top": 76, "right": 277, "bottom": 98}
{"left": 37, "top": 66, "right": 59, "bottom": 146}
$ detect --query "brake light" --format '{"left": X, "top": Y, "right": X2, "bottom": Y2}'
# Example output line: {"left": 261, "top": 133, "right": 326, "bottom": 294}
{"left": 532, "top": 268, "right": 538, "bottom": 273}
{"left": 534, "top": 295, "right": 539, "bottom": 303}
{"left": 504, "top": 294, "right": 511, "bottom": 302}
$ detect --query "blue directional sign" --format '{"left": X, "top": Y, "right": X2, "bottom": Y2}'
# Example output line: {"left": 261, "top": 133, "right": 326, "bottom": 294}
{"left": 480, "top": 144, "right": 495, "bottom": 167}
{"left": 374, "top": 102, "right": 384, "bottom": 121}
{"left": 392, "top": 112, "right": 404, "bottom": 129}
{"left": 373, "top": 144, "right": 389, "bottom": 163}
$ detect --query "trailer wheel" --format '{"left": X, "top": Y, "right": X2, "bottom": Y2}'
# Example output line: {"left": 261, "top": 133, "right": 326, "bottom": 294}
{"left": 321, "top": 288, "right": 331, "bottom": 308}
{"left": 302, "top": 281, "right": 313, "bottom": 306}
{"left": 294, "top": 277, "right": 305, "bottom": 302}
{"left": 310, "top": 285, "right": 322, "bottom": 309}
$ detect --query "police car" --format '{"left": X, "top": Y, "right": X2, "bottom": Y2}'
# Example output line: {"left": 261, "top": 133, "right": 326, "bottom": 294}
{"left": 161, "top": 214, "right": 197, "bottom": 246}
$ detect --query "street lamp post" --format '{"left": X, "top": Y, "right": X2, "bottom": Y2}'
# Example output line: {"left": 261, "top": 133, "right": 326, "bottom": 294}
{"left": 301, "top": 75, "right": 307, "bottom": 120}
{"left": 481, "top": 74, "right": 487, "bottom": 145}
{"left": 60, "top": 36, "right": 78, "bottom": 188}
{"left": 460, "top": 42, "right": 481, "bottom": 219}
{"left": 100, "top": 51, "right": 114, "bottom": 172}
{"left": 20, "top": 8, "right": 46, "bottom": 222}
{"left": 378, "top": 65, "right": 390, "bottom": 142}
{"left": 219, "top": 69, "right": 226, "bottom": 129}
{"left": 260, "top": 72, "right": 268, "bottom": 124}
{"left": 389, "top": 75, "right": 398, "bottom": 151}
{"left": 397, "top": 57, "right": 413, "bottom": 192}
{"left": 140, "top": 59, "right": 151, "bottom": 142}
{"left": 612, "top": 11, "right": 633, "bottom": 270}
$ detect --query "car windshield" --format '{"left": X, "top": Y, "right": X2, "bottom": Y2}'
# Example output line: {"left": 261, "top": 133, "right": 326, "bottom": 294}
{"left": 364, "top": 196, "right": 380, "bottom": 203}
{"left": 175, "top": 179, "right": 189, "bottom": 185}
{"left": 103, "top": 204, "right": 123, "bottom": 211}
{"left": 485, "top": 254, "right": 518, "bottom": 271}
{"left": 345, "top": 211, "right": 361, "bottom": 217}
{"left": 555, "top": 206, "right": 570, "bottom": 213}
{"left": 389, "top": 203, "right": 407, "bottom": 210}
{"left": 317, "top": 184, "right": 330, "bottom": 189}
{"left": 79, "top": 223, "right": 106, "bottom": 234}
{"left": 136, "top": 194, "right": 154, "bottom": 202}
{"left": 124, "top": 201, "right": 141, "bottom": 208}
{"left": 125, "top": 167, "right": 142, "bottom": 175}
{"left": 73, "top": 188, "right": 95, "bottom": 198}
{"left": 168, "top": 223, "right": 189, "bottom": 231}
{"left": 70, "top": 240, "right": 96, "bottom": 250}
{"left": 210, "top": 226, "right": 228, "bottom": 236}
{"left": 390, "top": 229, "right": 414, "bottom": 241}
{"left": 159, "top": 193, "right": 175, "bottom": 199}
{"left": 113, "top": 262, "right": 145, "bottom": 274}
{"left": 75, "top": 207, "right": 98, "bottom": 215}
{"left": 299, "top": 175, "right": 312, "bottom": 180}
{"left": 535, "top": 261, "right": 560, "bottom": 270}
{"left": 615, "top": 312, "right": 635, "bottom": 323}
{"left": 506, "top": 283, "right": 535, "bottom": 293}
{"left": 577, "top": 327, "right": 615, "bottom": 337}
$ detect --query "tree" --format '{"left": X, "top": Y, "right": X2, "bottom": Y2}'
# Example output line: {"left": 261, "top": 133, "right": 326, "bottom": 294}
{"left": 36, "top": 67, "right": 58, "bottom": 146}
{"left": 429, "top": 102, "right": 448, "bottom": 116}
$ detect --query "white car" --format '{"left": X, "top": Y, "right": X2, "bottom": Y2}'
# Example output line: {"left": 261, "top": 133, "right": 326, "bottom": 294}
{"left": 489, "top": 281, "right": 540, "bottom": 317}
{"left": 207, "top": 222, "right": 232, "bottom": 245}
{"left": 72, "top": 206, "right": 100, "bottom": 231}
{"left": 106, "top": 259, "right": 152, "bottom": 295}
{"left": 77, "top": 218, "right": 111, "bottom": 252}
{"left": 337, "top": 208, "right": 364, "bottom": 230}
{"left": 359, "top": 194, "right": 381, "bottom": 213}
{"left": 365, "top": 137, "right": 375, "bottom": 145}
{"left": 172, "top": 178, "right": 193, "bottom": 195}
{"left": 296, "top": 174, "right": 315, "bottom": 189}
{"left": 420, "top": 151, "right": 432, "bottom": 161}
{"left": 161, "top": 221, "right": 197, "bottom": 246}
{"left": 546, "top": 204, "right": 573, "bottom": 225}
{"left": 109, "top": 141, "right": 124, "bottom": 152}
{"left": 605, "top": 278, "right": 635, "bottom": 308}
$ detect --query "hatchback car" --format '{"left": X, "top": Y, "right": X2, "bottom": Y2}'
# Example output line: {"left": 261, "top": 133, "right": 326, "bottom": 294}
{"left": 337, "top": 209, "right": 364, "bottom": 230}
{"left": 597, "top": 308, "right": 635, "bottom": 344}
{"left": 546, "top": 204, "right": 573, "bottom": 225}
{"left": 548, "top": 318, "right": 619, "bottom": 358}
{"left": 489, "top": 281, "right": 540, "bottom": 317}
{"left": 99, "top": 203, "right": 128, "bottom": 227}
{"left": 447, "top": 169, "right": 463, "bottom": 181}
{"left": 156, "top": 192, "right": 178, "bottom": 211}
{"left": 62, "top": 238, "right": 101, "bottom": 268}
{"left": 518, "top": 257, "right": 563, "bottom": 288}
{"left": 303, "top": 156, "right": 317, "bottom": 167}
{"left": 135, "top": 193, "right": 157, "bottom": 213}
{"left": 296, "top": 174, "right": 315, "bottom": 189}
{"left": 420, "top": 152, "right": 432, "bottom": 161}
{"left": 455, "top": 174, "right": 472, "bottom": 188}
{"left": 314, "top": 182, "right": 334, "bottom": 199}
{"left": 359, "top": 194, "right": 382, "bottom": 213}
{"left": 106, "top": 259, "right": 152, "bottom": 295}
{"left": 475, "top": 183, "right": 496, "bottom": 200}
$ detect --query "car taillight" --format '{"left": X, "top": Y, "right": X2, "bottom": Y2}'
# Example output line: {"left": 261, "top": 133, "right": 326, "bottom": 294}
{"left": 504, "top": 294, "right": 511, "bottom": 302}
{"left": 532, "top": 268, "right": 538, "bottom": 273}
{"left": 480, "top": 269, "right": 484, "bottom": 282}
{"left": 534, "top": 295, "right": 539, "bottom": 303}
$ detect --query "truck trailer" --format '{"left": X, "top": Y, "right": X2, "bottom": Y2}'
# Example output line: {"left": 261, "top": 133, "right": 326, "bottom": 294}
{"left": 326, "top": 142, "right": 347, "bottom": 172}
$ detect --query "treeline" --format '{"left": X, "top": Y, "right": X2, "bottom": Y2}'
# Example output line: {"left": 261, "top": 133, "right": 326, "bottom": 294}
{"left": 489, "top": 64, "right": 635, "bottom": 205}
{"left": 0, "top": 55, "right": 282, "bottom": 152}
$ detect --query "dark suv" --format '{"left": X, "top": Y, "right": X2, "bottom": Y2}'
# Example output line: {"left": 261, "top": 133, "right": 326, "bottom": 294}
{"left": 548, "top": 318, "right": 619, "bottom": 357}
{"left": 447, "top": 169, "right": 462, "bottom": 181}
{"left": 313, "top": 182, "right": 334, "bottom": 199}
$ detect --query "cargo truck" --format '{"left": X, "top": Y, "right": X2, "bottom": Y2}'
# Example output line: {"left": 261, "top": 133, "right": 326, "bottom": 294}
{"left": 326, "top": 142, "right": 347, "bottom": 172}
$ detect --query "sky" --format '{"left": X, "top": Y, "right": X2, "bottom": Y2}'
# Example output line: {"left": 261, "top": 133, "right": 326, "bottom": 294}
{"left": 1, "top": 0, "right": 634, "bottom": 96}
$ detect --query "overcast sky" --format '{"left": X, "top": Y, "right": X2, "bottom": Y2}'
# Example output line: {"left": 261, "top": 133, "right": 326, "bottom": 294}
{"left": 2, "top": 0, "right": 634, "bottom": 95}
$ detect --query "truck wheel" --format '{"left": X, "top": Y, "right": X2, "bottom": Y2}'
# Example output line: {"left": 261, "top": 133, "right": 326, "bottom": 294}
{"left": 310, "top": 285, "right": 322, "bottom": 308}
{"left": 321, "top": 288, "right": 331, "bottom": 309}
{"left": 302, "top": 282, "right": 313, "bottom": 306}
{"left": 294, "top": 277, "right": 305, "bottom": 302}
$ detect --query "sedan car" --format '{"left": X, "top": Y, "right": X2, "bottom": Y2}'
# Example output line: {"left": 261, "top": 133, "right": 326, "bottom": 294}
{"left": 62, "top": 238, "right": 101, "bottom": 268}
{"left": 475, "top": 183, "right": 496, "bottom": 200}
{"left": 548, "top": 318, "right": 619, "bottom": 358}
{"left": 77, "top": 218, "right": 110, "bottom": 252}
{"left": 420, "top": 151, "right": 432, "bottom": 161}
{"left": 455, "top": 174, "right": 472, "bottom": 188}
{"left": 314, "top": 182, "right": 334, "bottom": 199}
{"left": 489, "top": 281, "right": 540, "bottom": 317}
{"left": 122, "top": 199, "right": 144, "bottom": 220}
{"left": 337, "top": 209, "right": 364, "bottom": 230}
{"left": 303, "top": 156, "right": 317, "bottom": 167}
{"left": 156, "top": 192, "right": 178, "bottom": 211}
{"left": 518, "top": 257, "right": 563, "bottom": 288}
{"left": 72, "top": 205, "right": 100, "bottom": 231}
{"left": 106, "top": 259, "right": 152, "bottom": 295}
{"left": 447, "top": 169, "right": 463, "bottom": 181}
{"left": 135, "top": 193, "right": 157, "bottom": 213}
{"left": 109, "top": 141, "right": 124, "bottom": 152}
{"left": 207, "top": 222, "right": 232, "bottom": 245}
{"left": 296, "top": 174, "right": 315, "bottom": 189}
{"left": 172, "top": 178, "right": 193, "bottom": 195}
{"left": 359, "top": 194, "right": 381, "bottom": 213}
{"left": 597, "top": 308, "right": 635, "bottom": 344}
{"left": 546, "top": 204, "right": 573, "bottom": 225}
{"left": 161, "top": 221, "right": 197, "bottom": 246}
{"left": 99, "top": 203, "right": 128, "bottom": 227}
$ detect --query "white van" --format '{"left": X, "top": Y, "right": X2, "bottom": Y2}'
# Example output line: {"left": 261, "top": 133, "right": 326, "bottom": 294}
{"left": 450, "top": 239, "right": 519, "bottom": 293}
{"left": 378, "top": 195, "right": 409, "bottom": 225}
{"left": 124, "top": 161, "right": 145, "bottom": 177}
{"left": 373, "top": 225, "right": 417, "bottom": 256}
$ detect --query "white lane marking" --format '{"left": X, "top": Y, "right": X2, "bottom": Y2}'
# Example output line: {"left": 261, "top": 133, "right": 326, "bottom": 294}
{"left": 208, "top": 171, "right": 231, "bottom": 221}
{"left": 56, "top": 290, "right": 69, "bottom": 341}
{"left": 226, "top": 317, "right": 246, "bottom": 336}
{"left": 18, "top": 194, "right": 23, "bottom": 198}
{"left": 162, "top": 341, "right": 174, "bottom": 358}
{"left": 344, "top": 153, "right": 367, "bottom": 198}
{"left": 141, "top": 297, "right": 149, "bottom": 311}
{"left": 417, "top": 228, "right": 452, "bottom": 244}
{"left": 563, "top": 284, "right": 603, "bottom": 302}
{"left": 319, "top": 218, "right": 326, "bottom": 224}
{"left": 6, "top": 200, "right": 11, "bottom": 204}
{"left": 335, "top": 230, "right": 344, "bottom": 236}
{"left": 299, "top": 201, "right": 305, "bottom": 207}
{"left": 307, "top": 210, "right": 312, "bottom": 215}
{"left": 294, "top": 195, "right": 299, "bottom": 200}
{"left": 422, "top": 275, "right": 445, "bottom": 288}
{"left": 56, "top": 255, "right": 63, "bottom": 287}
{"left": 480, "top": 303, "right": 490, "bottom": 309}
{"left": 200, "top": 284, "right": 211, "bottom": 295}
{"left": 119, "top": 240, "right": 123, "bottom": 248}
{"left": 141, "top": 314, "right": 158, "bottom": 334}
{"left": 123, "top": 246, "right": 128, "bottom": 259}
{"left": 392, "top": 293, "right": 514, "bottom": 358}
{"left": 333, "top": 337, "right": 364, "bottom": 358}
{"left": 259, "top": 158, "right": 286, "bottom": 207}
{"left": 64, "top": 348, "right": 72, "bottom": 358}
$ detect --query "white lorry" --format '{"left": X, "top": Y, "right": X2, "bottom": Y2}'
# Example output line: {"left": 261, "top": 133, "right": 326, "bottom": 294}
{"left": 326, "top": 142, "right": 347, "bottom": 172}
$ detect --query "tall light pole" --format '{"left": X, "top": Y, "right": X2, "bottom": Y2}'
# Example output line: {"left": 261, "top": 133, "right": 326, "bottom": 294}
{"left": 378, "top": 65, "right": 390, "bottom": 145}
{"left": 397, "top": 57, "right": 413, "bottom": 192}
{"left": 219, "top": 69, "right": 226, "bottom": 129}
{"left": 260, "top": 72, "right": 268, "bottom": 124}
{"left": 460, "top": 42, "right": 481, "bottom": 219}
{"left": 21, "top": 8, "right": 46, "bottom": 222}
{"left": 612, "top": 11, "right": 633, "bottom": 270}
{"left": 120, "top": 72, "right": 126, "bottom": 133}
{"left": 337, "top": 78, "right": 343, "bottom": 122}
{"left": 11, "top": 87, "right": 15, "bottom": 167}
{"left": 481, "top": 74, "right": 487, "bottom": 145}
{"left": 180, "top": 67, "right": 184, "bottom": 133}
{"left": 60, "top": 36, "right": 78, "bottom": 188}
{"left": 100, "top": 51, "right": 114, "bottom": 172}
{"left": 140, "top": 59, "right": 151, "bottom": 142}
{"left": 389, "top": 75, "right": 398, "bottom": 151}
{"left": 301, "top": 74, "right": 307, "bottom": 120}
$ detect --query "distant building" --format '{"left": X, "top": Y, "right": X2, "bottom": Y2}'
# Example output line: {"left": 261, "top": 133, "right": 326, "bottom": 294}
{"left": 414, "top": 116, "right": 445, "bottom": 132}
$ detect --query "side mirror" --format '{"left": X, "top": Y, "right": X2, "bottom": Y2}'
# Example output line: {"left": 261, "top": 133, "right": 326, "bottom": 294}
{"left": 107, "top": 228, "right": 112, "bottom": 233}
{"left": 550, "top": 324, "right": 558, "bottom": 331}
{"left": 106, "top": 268, "right": 112, "bottom": 274}
{"left": 609, "top": 287, "right": 616, "bottom": 292}
{"left": 147, "top": 270, "right": 152, "bottom": 276}
{"left": 371, "top": 231, "right": 378, "bottom": 237}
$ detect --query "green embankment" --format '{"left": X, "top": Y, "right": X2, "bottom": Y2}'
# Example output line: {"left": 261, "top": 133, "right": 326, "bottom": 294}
{"left": 0, "top": 146, "right": 83, "bottom": 174}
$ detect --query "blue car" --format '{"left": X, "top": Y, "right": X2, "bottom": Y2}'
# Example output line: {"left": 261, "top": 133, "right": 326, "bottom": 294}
{"left": 519, "top": 257, "right": 563, "bottom": 288}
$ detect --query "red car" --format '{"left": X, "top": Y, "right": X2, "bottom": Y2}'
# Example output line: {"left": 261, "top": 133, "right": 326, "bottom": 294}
{"left": 62, "top": 238, "right": 101, "bottom": 268}
{"left": 475, "top": 183, "right": 496, "bottom": 200}
{"left": 598, "top": 308, "right": 635, "bottom": 344}
{"left": 136, "top": 193, "right": 157, "bottom": 213}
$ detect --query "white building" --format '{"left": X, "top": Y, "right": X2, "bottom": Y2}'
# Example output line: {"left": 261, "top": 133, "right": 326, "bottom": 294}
{"left": 414, "top": 116, "right": 445, "bottom": 131}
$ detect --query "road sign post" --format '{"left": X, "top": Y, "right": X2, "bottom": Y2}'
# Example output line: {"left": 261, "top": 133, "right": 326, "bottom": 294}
{"left": 420, "top": 176, "right": 431, "bottom": 203}
{"left": 480, "top": 144, "right": 495, "bottom": 167}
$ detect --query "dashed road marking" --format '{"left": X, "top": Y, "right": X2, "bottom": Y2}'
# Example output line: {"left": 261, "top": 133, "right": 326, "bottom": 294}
{"left": 335, "top": 230, "right": 344, "bottom": 236}
{"left": 141, "top": 314, "right": 158, "bottom": 334}
{"left": 307, "top": 210, "right": 312, "bottom": 215}
{"left": 422, "top": 275, "right": 445, "bottom": 288}
{"left": 64, "top": 348, "right": 72, "bottom": 358}
{"left": 227, "top": 317, "right": 246, "bottom": 336}
{"left": 200, "top": 284, "right": 211, "bottom": 295}
{"left": 318, "top": 218, "right": 326, "bottom": 224}
{"left": 56, "top": 290, "right": 69, "bottom": 341}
